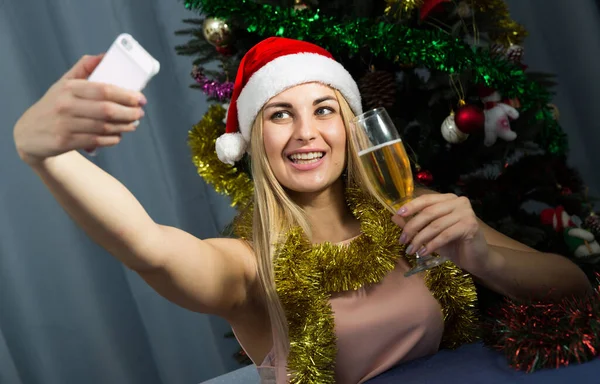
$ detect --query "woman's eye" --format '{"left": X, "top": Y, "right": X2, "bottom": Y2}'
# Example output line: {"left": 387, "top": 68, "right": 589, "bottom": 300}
{"left": 316, "top": 107, "right": 334, "bottom": 116}
{"left": 271, "top": 111, "right": 291, "bottom": 120}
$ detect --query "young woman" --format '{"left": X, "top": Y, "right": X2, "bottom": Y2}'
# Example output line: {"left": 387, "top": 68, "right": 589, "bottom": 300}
{"left": 13, "top": 37, "right": 591, "bottom": 383}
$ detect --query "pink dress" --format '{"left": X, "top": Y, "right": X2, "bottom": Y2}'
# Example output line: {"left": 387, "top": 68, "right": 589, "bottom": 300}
{"left": 235, "top": 239, "right": 445, "bottom": 384}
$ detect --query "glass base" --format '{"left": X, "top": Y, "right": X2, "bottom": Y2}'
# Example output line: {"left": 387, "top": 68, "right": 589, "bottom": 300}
{"left": 404, "top": 253, "right": 447, "bottom": 277}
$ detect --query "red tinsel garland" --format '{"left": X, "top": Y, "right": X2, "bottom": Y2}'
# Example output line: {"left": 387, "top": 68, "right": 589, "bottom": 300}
{"left": 484, "top": 276, "right": 600, "bottom": 373}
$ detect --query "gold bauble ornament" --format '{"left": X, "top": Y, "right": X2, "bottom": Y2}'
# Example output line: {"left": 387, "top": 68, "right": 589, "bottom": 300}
{"left": 202, "top": 17, "right": 233, "bottom": 48}
{"left": 548, "top": 103, "right": 560, "bottom": 121}
{"left": 293, "top": 0, "right": 309, "bottom": 10}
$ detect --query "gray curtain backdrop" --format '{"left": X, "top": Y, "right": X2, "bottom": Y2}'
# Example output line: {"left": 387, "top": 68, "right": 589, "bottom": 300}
{"left": 505, "top": 0, "right": 600, "bottom": 203}
{"left": 0, "top": 1, "right": 598, "bottom": 384}
{"left": 0, "top": 1, "right": 240, "bottom": 384}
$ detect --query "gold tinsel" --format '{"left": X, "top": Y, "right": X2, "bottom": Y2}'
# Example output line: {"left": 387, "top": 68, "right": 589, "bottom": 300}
{"left": 424, "top": 262, "right": 481, "bottom": 348}
{"left": 472, "top": 0, "right": 528, "bottom": 45}
{"left": 187, "top": 105, "right": 253, "bottom": 207}
{"left": 232, "top": 187, "right": 480, "bottom": 383}
{"left": 385, "top": 0, "right": 424, "bottom": 18}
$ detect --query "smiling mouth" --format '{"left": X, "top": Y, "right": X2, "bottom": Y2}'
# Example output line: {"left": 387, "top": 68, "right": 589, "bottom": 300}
{"left": 288, "top": 151, "right": 325, "bottom": 164}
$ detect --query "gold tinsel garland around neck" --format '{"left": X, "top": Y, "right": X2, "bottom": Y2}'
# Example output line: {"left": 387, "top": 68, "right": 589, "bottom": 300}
{"left": 234, "top": 187, "right": 480, "bottom": 383}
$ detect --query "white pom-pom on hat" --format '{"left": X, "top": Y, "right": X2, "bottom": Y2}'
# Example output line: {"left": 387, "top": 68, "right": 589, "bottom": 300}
{"left": 215, "top": 132, "right": 247, "bottom": 166}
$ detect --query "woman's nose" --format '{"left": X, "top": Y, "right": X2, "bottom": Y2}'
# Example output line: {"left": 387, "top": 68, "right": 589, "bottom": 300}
{"left": 292, "top": 114, "right": 317, "bottom": 142}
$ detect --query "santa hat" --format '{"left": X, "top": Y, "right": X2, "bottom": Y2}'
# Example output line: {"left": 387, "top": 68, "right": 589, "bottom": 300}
{"left": 215, "top": 37, "right": 363, "bottom": 165}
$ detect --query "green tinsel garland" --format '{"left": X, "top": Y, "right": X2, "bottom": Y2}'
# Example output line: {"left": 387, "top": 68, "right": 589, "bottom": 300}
{"left": 183, "top": 0, "right": 567, "bottom": 155}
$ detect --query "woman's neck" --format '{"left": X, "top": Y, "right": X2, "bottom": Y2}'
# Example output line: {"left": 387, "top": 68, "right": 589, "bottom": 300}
{"left": 288, "top": 179, "right": 362, "bottom": 244}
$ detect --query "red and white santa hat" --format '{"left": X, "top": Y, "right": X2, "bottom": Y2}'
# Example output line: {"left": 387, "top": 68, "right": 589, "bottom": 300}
{"left": 216, "top": 37, "right": 363, "bottom": 165}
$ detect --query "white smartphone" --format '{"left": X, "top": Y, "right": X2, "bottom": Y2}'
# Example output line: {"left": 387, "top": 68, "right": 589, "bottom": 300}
{"left": 88, "top": 33, "right": 160, "bottom": 90}
{"left": 86, "top": 33, "right": 160, "bottom": 155}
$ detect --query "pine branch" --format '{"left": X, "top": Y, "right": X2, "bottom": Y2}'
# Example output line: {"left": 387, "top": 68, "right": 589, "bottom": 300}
{"left": 174, "top": 27, "right": 203, "bottom": 36}
{"left": 181, "top": 18, "right": 206, "bottom": 25}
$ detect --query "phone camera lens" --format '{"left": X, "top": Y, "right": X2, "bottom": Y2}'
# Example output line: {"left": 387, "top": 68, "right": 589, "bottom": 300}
{"left": 121, "top": 38, "right": 133, "bottom": 51}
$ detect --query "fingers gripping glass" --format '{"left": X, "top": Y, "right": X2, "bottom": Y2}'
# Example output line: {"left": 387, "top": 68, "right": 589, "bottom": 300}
{"left": 351, "top": 108, "right": 447, "bottom": 277}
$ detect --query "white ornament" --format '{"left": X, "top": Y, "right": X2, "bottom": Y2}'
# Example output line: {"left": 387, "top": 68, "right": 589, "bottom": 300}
{"left": 481, "top": 91, "right": 519, "bottom": 146}
{"left": 566, "top": 228, "right": 600, "bottom": 260}
{"left": 441, "top": 114, "right": 469, "bottom": 144}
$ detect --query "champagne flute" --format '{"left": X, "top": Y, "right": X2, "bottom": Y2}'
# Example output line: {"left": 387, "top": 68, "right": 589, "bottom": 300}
{"left": 351, "top": 108, "right": 447, "bottom": 277}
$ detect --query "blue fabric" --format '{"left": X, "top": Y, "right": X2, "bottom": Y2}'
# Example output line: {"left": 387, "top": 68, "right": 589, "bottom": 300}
{"left": 201, "top": 343, "right": 600, "bottom": 384}
{"left": 367, "top": 343, "right": 600, "bottom": 384}
{"left": 200, "top": 365, "right": 260, "bottom": 384}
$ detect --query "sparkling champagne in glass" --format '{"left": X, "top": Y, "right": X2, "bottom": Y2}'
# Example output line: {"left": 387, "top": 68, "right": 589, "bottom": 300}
{"left": 351, "top": 108, "right": 447, "bottom": 277}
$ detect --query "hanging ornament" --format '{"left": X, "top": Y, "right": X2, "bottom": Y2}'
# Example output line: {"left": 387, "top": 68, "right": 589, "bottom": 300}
{"left": 456, "top": 1, "right": 472, "bottom": 18}
{"left": 202, "top": 17, "right": 233, "bottom": 48}
{"left": 490, "top": 42, "right": 527, "bottom": 70}
{"left": 547, "top": 103, "right": 560, "bottom": 120}
{"left": 358, "top": 67, "right": 396, "bottom": 111}
{"left": 479, "top": 87, "right": 518, "bottom": 146}
{"left": 215, "top": 46, "right": 233, "bottom": 55}
{"left": 541, "top": 206, "right": 600, "bottom": 260}
{"left": 416, "top": 169, "right": 434, "bottom": 186}
{"left": 540, "top": 206, "right": 576, "bottom": 232}
{"left": 293, "top": 0, "right": 309, "bottom": 11}
{"left": 561, "top": 187, "right": 572, "bottom": 196}
{"left": 506, "top": 44, "right": 525, "bottom": 64}
{"left": 584, "top": 213, "right": 600, "bottom": 238}
{"left": 420, "top": 0, "right": 450, "bottom": 20}
{"left": 563, "top": 227, "right": 600, "bottom": 261}
{"left": 454, "top": 101, "right": 485, "bottom": 134}
{"left": 441, "top": 113, "right": 469, "bottom": 144}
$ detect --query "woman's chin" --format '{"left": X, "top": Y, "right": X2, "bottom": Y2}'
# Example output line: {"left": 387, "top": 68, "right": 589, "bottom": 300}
{"left": 284, "top": 182, "right": 323, "bottom": 194}
{"left": 283, "top": 177, "right": 342, "bottom": 195}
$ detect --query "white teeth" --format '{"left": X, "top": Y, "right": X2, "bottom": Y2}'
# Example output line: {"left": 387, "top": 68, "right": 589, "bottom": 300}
{"left": 289, "top": 152, "right": 324, "bottom": 161}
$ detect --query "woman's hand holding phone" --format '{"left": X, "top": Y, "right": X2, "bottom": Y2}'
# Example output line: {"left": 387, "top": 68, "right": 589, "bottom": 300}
{"left": 14, "top": 34, "right": 159, "bottom": 163}
{"left": 13, "top": 54, "right": 146, "bottom": 165}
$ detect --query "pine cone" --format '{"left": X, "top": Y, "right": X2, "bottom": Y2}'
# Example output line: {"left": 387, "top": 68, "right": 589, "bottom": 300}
{"left": 358, "top": 70, "right": 396, "bottom": 111}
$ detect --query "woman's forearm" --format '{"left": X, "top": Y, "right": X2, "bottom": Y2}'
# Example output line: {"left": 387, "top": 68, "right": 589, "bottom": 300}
{"left": 473, "top": 245, "right": 593, "bottom": 302}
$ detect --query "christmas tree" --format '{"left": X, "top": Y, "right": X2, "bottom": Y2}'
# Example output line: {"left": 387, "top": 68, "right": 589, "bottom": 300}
{"left": 175, "top": 0, "right": 600, "bottom": 370}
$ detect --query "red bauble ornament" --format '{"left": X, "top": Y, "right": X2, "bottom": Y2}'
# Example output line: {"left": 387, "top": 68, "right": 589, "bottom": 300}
{"left": 561, "top": 187, "right": 572, "bottom": 196}
{"left": 420, "top": 0, "right": 450, "bottom": 20}
{"left": 215, "top": 45, "right": 233, "bottom": 55}
{"left": 416, "top": 170, "right": 434, "bottom": 186}
{"left": 454, "top": 104, "right": 485, "bottom": 134}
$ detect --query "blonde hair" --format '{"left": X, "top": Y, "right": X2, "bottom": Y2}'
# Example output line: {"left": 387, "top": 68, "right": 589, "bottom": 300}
{"left": 249, "top": 88, "right": 372, "bottom": 371}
